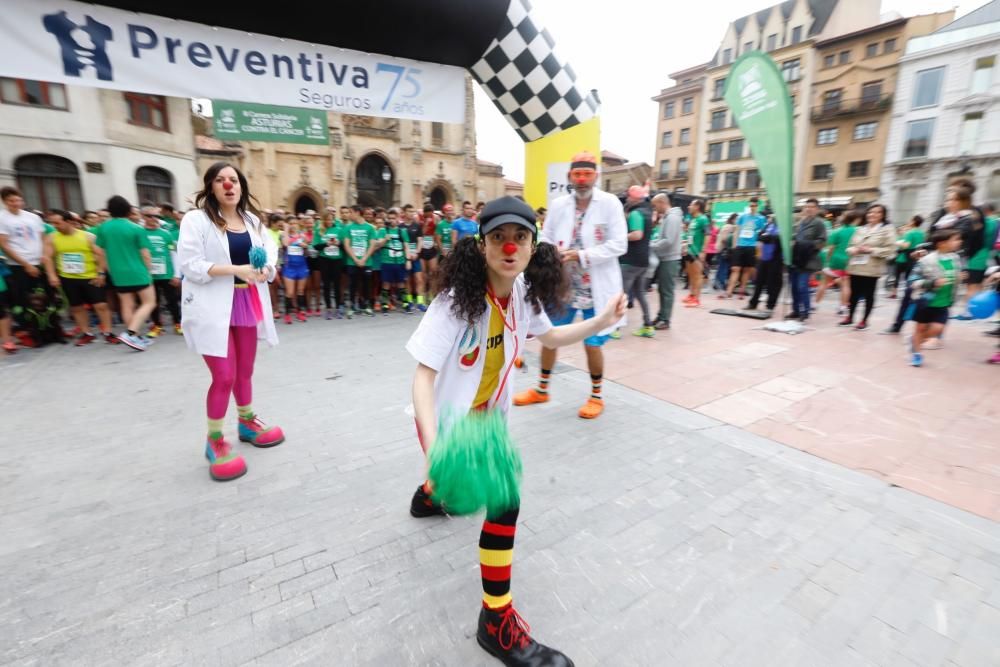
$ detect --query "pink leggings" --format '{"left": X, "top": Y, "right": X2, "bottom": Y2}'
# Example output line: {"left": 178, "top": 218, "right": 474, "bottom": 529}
{"left": 203, "top": 326, "right": 258, "bottom": 420}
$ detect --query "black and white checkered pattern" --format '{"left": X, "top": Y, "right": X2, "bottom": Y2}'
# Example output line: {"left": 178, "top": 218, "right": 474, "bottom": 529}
{"left": 470, "top": 0, "right": 599, "bottom": 142}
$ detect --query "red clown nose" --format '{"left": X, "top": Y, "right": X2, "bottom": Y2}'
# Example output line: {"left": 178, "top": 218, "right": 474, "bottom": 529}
{"left": 223, "top": 181, "right": 234, "bottom": 191}
{"left": 502, "top": 242, "right": 517, "bottom": 256}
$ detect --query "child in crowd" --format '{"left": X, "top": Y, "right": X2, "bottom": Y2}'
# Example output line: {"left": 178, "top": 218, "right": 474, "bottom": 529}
{"left": 907, "top": 228, "right": 962, "bottom": 367}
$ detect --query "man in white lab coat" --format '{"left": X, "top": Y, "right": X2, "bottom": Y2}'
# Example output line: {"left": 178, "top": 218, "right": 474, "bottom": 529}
{"left": 513, "top": 151, "right": 627, "bottom": 419}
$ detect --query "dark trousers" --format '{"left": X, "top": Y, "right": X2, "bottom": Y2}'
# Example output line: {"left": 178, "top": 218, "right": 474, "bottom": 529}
{"left": 848, "top": 275, "right": 879, "bottom": 323}
{"left": 347, "top": 264, "right": 370, "bottom": 308}
{"left": 749, "top": 260, "right": 783, "bottom": 310}
{"left": 891, "top": 284, "right": 914, "bottom": 332}
{"left": 320, "top": 257, "right": 343, "bottom": 309}
{"left": 151, "top": 279, "right": 180, "bottom": 326}
{"left": 788, "top": 268, "right": 812, "bottom": 317}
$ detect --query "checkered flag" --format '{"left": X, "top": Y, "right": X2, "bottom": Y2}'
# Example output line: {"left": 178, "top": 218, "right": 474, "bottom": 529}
{"left": 470, "top": 0, "right": 599, "bottom": 142}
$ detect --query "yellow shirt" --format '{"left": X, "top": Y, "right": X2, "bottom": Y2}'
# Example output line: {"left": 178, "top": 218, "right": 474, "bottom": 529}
{"left": 51, "top": 229, "right": 98, "bottom": 279}
{"left": 472, "top": 298, "right": 506, "bottom": 408}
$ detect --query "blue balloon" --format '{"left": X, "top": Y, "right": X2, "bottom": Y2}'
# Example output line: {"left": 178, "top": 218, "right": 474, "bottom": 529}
{"left": 968, "top": 289, "right": 999, "bottom": 319}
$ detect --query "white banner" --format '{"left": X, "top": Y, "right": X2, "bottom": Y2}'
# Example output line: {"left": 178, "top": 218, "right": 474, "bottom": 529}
{"left": 0, "top": 0, "right": 466, "bottom": 123}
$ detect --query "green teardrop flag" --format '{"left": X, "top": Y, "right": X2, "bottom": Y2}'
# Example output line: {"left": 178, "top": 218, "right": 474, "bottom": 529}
{"left": 724, "top": 52, "right": 795, "bottom": 263}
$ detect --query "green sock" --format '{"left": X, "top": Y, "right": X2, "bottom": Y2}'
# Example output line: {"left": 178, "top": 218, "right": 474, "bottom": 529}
{"left": 416, "top": 295, "right": 425, "bottom": 305}
{"left": 237, "top": 405, "right": 254, "bottom": 420}
{"left": 208, "top": 418, "right": 224, "bottom": 439}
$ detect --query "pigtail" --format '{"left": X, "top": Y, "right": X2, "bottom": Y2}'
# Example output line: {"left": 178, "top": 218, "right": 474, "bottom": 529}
{"left": 435, "top": 236, "right": 488, "bottom": 323}
{"left": 524, "top": 241, "right": 568, "bottom": 316}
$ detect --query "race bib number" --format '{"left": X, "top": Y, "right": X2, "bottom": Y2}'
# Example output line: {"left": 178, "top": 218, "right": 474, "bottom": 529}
{"left": 849, "top": 254, "right": 869, "bottom": 265}
{"left": 60, "top": 252, "right": 85, "bottom": 274}
{"left": 150, "top": 260, "right": 167, "bottom": 275}
{"left": 740, "top": 225, "right": 755, "bottom": 239}
{"left": 306, "top": 246, "right": 318, "bottom": 259}
{"left": 287, "top": 245, "right": 304, "bottom": 257}
{"left": 422, "top": 236, "right": 435, "bottom": 249}
{"left": 323, "top": 246, "right": 340, "bottom": 258}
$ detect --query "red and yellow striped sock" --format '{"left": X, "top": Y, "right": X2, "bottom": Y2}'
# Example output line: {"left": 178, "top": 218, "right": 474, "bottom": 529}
{"left": 479, "top": 507, "right": 519, "bottom": 609}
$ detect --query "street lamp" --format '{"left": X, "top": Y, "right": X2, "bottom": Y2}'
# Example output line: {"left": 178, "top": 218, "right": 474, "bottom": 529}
{"left": 381, "top": 165, "right": 392, "bottom": 182}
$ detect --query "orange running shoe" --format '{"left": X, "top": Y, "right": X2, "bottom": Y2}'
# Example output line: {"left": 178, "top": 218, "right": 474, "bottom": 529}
{"left": 578, "top": 397, "right": 604, "bottom": 419}
{"left": 513, "top": 388, "right": 549, "bottom": 406}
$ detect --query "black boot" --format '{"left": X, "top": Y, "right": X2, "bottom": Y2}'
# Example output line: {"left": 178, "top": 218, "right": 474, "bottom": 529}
{"left": 409, "top": 484, "right": 445, "bottom": 518}
{"left": 477, "top": 604, "right": 574, "bottom": 667}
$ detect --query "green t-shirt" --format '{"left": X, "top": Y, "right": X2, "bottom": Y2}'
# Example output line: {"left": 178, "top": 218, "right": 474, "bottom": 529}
{"left": 343, "top": 222, "right": 376, "bottom": 267}
{"left": 896, "top": 228, "right": 926, "bottom": 264}
{"left": 828, "top": 226, "right": 854, "bottom": 270}
{"left": 371, "top": 227, "right": 384, "bottom": 270}
{"left": 143, "top": 227, "right": 176, "bottom": 279}
{"left": 95, "top": 217, "right": 152, "bottom": 287}
{"left": 0, "top": 272, "right": 6, "bottom": 292}
{"left": 688, "top": 215, "right": 708, "bottom": 257}
{"left": 626, "top": 210, "right": 644, "bottom": 234}
{"left": 929, "top": 256, "right": 958, "bottom": 308}
{"left": 380, "top": 226, "right": 409, "bottom": 265}
{"left": 320, "top": 224, "right": 342, "bottom": 259}
{"left": 159, "top": 217, "right": 179, "bottom": 235}
{"left": 436, "top": 220, "right": 453, "bottom": 254}
{"left": 968, "top": 216, "right": 997, "bottom": 270}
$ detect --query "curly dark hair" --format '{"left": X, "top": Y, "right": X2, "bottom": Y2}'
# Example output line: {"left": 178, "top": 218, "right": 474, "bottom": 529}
{"left": 434, "top": 237, "right": 568, "bottom": 323}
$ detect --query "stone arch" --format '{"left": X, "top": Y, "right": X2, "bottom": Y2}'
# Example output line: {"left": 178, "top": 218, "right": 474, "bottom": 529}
{"left": 288, "top": 186, "right": 323, "bottom": 213}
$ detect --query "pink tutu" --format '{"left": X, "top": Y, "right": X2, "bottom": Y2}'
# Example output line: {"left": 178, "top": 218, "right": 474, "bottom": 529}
{"left": 231, "top": 284, "right": 264, "bottom": 327}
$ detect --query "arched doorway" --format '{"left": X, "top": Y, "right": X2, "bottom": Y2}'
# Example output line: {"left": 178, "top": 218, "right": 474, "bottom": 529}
{"left": 428, "top": 187, "right": 448, "bottom": 210}
{"left": 15, "top": 154, "right": 83, "bottom": 212}
{"left": 355, "top": 153, "right": 393, "bottom": 208}
{"left": 294, "top": 194, "right": 318, "bottom": 213}
{"left": 136, "top": 166, "right": 174, "bottom": 205}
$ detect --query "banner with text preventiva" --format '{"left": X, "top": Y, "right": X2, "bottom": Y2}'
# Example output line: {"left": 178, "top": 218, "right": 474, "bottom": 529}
{"left": 0, "top": 0, "right": 465, "bottom": 123}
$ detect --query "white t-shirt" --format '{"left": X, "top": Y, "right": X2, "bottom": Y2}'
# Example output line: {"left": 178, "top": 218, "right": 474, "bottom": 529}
{"left": 0, "top": 208, "right": 46, "bottom": 266}
{"left": 406, "top": 276, "right": 552, "bottom": 431}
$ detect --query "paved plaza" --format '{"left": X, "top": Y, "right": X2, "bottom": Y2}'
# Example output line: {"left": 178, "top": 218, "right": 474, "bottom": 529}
{"left": 2, "top": 310, "right": 1000, "bottom": 666}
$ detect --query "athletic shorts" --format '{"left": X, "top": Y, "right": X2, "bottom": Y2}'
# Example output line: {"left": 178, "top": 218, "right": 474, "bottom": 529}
{"left": 548, "top": 306, "right": 608, "bottom": 347}
{"left": 966, "top": 269, "right": 985, "bottom": 285}
{"left": 381, "top": 264, "right": 406, "bottom": 284}
{"left": 914, "top": 305, "right": 949, "bottom": 325}
{"left": 62, "top": 277, "right": 107, "bottom": 307}
{"left": 823, "top": 268, "right": 848, "bottom": 279}
{"left": 115, "top": 284, "right": 149, "bottom": 294}
{"left": 419, "top": 247, "right": 439, "bottom": 261}
{"left": 733, "top": 246, "right": 757, "bottom": 268}
{"left": 409, "top": 259, "right": 422, "bottom": 274}
{"left": 306, "top": 255, "right": 321, "bottom": 272}
{"left": 283, "top": 259, "right": 309, "bottom": 281}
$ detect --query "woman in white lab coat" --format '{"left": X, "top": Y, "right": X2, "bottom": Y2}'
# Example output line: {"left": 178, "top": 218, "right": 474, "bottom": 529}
{"left": 177, "top": 162, "right": 284, "bottom": 482}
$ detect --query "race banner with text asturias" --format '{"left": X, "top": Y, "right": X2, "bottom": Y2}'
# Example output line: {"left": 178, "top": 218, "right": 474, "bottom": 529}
{"left": 213, "top": 101, "right": 329, "bottom": 145}
{"left": 0, "top": 0, "right": 466, "bottom": 123}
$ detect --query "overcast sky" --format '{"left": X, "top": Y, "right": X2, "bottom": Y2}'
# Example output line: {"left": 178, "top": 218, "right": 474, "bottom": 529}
{"left": 473, "top": 0, "right": 985, "bottom": 183}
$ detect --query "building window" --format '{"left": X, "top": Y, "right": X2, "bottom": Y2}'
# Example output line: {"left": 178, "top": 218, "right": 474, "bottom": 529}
{"left": 903, "top": 119, "right": 934, "bottom": 158}
{"left": 896, "top": 186, "right": 921, "bottom": 223}
{"left": 705, "top": 173, "right": 720, "bottom": 192}
{"left": 884, "top": 38, "right": 897, "bottom": 53}
{"left": 708, "top": 142, "right": 724, "bottom": 162}
{"left": 661, "top": 131, "right": 673, "bottom": 148}
{"left": 853, "top": 121, "right": 877, "bottom": 141}
{"left": 14, "top": 154, "right": 83, "bottom": 212}
{"left": 861, "top": 81, "right": 883, "bottom": 105}
{"left": 124, "top": 93, "right": 169, "bottom": 131}
{"left": 821, "top": 89, "right": 843, "bottom": 113}
{"left": 136, "top": 166, "right": 174, "bottom": 205}
{"left": 791, "top": 26, "right": 803, "bottom": 45}
{"left": 839, "top": 50, "right": 851, "bottom": 65}
{"left": 865, "top": 43, "right": 878, "bottom": 58}
{"left": 431, "top": 121, "right": 444, "bottom": 146}
{"left": 728, "top": 138, "right": 744, "bottom": 160}
{"left": 0, "top": 78, "right": 68, "bottom": 110}
{"left": 723, "top": 49, "right": 732, "bottom": 65}
{"left": 960, "top": 112, "right": 983, "bottom": 154}
{"left": 659, "top": 160, "right": 670, "bottom": 178}
{"left": 677, "top": 157, "right": 689, "bottom": 175}
{"left": 679, "top": 128, "right": 691, "bottom": 145}
{"left": 817, "top": 128, "right": 839, "bottom": 145}
{"left": 912, "top": 67, "right": 945, "bottom": 109}
{"left": 682, "top": 97, "right": 694, "bottom": 114}
{"left": 972, "top": 56, "right": 995, "bottom": 94}
{"left": 710, "top": 110, "right": 727, "bottom": 131}
{"left": 746, "top": 169, "right": 760, "bottom": 189}
{"left": 781, "top": 59, "right": 801, "bottom": 83}
{"left": 744, "top": 41, "right": 754, "bottom": 54}
{"left": 848, "top": 160, "right": 870, "bottom": 178}
{"left": 725, "top": 171, "right": 740, "bottom": 190}
{"left": 713, "top": 78, "right": 726, "bottom": 100}
{"left": 664, "top": 101, "right": 675, "bottom": 118}
{"left": 823, "top": 54, "right": 836, "bottom": 68}
{"left": 812, "top": 164, "right": 833, "bottom": 180}
{"left": 989, "top": 169, "right": 1000, "bottom": 202}
{"left": 767, "top": 34, "right": 777, "bottom": 51}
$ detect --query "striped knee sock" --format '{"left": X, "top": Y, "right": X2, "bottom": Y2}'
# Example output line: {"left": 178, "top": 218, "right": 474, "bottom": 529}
{"left": 237, "top": 405, "right": 254, "bottom": 420}
{"left": 207, "top": 417, "right": 224, "bottom": 439}
{"left": 590, "top": 374, "right": 603, "bottom": 401}
{"left": 537, "top": 368, "right": 552, "bottom": 396}
{"left": 479, "top": 507, "right": 519, "bottom": 610}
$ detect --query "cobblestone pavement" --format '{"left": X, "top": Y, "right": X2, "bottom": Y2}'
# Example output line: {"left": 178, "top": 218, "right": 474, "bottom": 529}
{"left": 2, "top": 316, "right": 999, "bottom": 666}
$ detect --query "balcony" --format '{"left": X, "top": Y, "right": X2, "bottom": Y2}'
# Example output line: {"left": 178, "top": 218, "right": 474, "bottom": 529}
{"left": 811, "top": 93, "right": 893, "bottom": 121}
